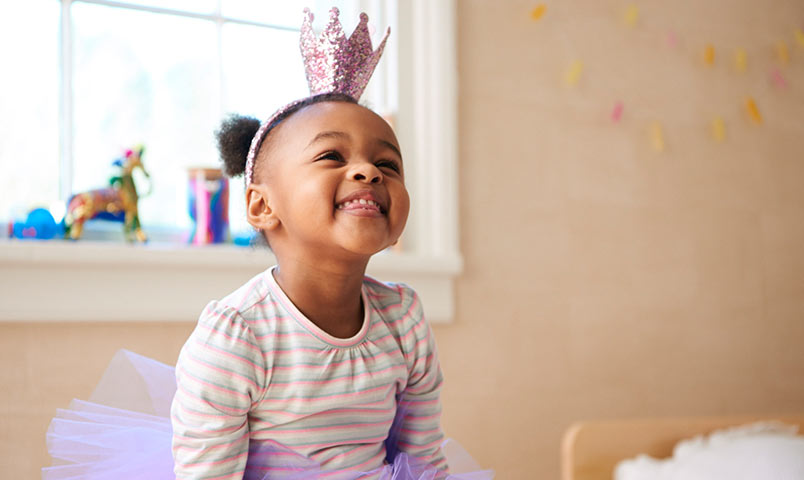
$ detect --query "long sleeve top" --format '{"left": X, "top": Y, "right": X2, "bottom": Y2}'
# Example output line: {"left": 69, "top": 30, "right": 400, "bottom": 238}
{"left": 170, "top": 266, "right": 446, "bottom": 479}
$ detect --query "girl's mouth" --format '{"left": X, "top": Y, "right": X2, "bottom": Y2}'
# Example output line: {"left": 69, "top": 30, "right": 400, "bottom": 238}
{"left": 335, "top": 190, "right": 387, "bottom": 215}
{"left": 336, "top": 199, "right": 386, "bottom": 216}
{"left": 337, "top": 198, "right": 383, "bottom": 212}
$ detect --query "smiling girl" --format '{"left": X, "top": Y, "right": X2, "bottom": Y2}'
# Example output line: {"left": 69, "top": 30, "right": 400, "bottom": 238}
{"left": 169, "top": 8, "right": 491, "bottom": 480}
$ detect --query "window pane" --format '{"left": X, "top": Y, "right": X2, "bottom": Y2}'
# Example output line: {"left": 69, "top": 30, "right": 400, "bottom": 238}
{"left": 221, "top": 23, "right": 309, "bottom": 236}
{"left": 221, "top": 25, "right": 308, "bottom": 119}
{"left": 222, "top": 0, "right": 354, "bottom": 30}
{"left": 72, "top": 4, "right": 219, "bottom": 230}
{"left": 0, "top": 1, "right": 60, "bottom": 220}
{"left": 103, "top": 0, "right": 216, "bottom": 15}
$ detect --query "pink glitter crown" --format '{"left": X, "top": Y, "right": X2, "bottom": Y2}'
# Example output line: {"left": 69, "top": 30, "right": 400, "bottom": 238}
{"left": 244, "top": 7, "right": 390, "bottom": 185}
{"left": 301, "top": 7, "right": 390, "bottom": 99}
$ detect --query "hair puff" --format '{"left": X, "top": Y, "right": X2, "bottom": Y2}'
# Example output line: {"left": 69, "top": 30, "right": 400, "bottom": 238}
{"left": 216, "top": 114, "right": 261, "bottom": 177}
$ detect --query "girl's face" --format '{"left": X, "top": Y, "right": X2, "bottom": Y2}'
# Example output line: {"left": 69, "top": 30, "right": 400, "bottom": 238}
{"left": 249, "top": 101, "right": 409, "bottom": 262}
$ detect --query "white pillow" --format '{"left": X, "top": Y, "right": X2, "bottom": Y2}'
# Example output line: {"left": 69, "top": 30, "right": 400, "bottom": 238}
{"left": 614, "top": 422, "right": 804, "bottom": 480}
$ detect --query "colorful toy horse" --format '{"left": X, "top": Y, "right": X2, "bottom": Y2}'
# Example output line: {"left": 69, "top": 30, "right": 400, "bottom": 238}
{"left": 64, "top": 146, "right": 150, "bottom": 242}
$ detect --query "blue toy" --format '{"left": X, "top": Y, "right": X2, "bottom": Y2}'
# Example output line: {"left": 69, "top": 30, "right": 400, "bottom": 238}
{"left": 11, "top": 208, "right": 62, "bottom": 240}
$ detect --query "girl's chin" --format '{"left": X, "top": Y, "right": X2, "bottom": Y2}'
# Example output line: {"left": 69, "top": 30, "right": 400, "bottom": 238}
{"left": 334, "top": 237, "right": 396, "bottom": 258}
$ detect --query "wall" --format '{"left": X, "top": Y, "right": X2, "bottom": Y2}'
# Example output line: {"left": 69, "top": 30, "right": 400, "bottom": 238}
{"left": 437, "top": 0, "right": 804, "bottom": 478}
{"left": 0, "top": 323, "right": 192, "bottom": 478}
{"left": 3, "top": 0, "right": 804, "bottom": 479}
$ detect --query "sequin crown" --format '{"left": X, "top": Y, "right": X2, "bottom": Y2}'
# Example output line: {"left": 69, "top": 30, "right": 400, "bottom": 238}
{"left": 301, "top": 7, "right": 390, "bottom": 99}
{"left": 244, "top": 7, "right": 390, "bottom": 185}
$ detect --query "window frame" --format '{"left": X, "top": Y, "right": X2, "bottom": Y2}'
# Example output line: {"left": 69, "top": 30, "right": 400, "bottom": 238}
{"left": 0, "top": 0, "right": 461, "bottom": 323}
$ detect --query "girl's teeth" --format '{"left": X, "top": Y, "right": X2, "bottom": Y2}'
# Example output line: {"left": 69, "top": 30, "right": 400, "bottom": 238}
{"left": 338, "top": 199, "right": 380, "bottom": 209}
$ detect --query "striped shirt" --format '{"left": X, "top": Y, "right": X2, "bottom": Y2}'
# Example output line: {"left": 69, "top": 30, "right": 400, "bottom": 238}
{"left": 171, "top": 266, "right": 446, "bottom": 479}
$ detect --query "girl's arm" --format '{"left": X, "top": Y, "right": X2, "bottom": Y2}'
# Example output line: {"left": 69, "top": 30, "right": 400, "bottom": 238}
{"left": 396, "top": 287, "right": 449, "bottom": 473}
{"left": 170, "top": 302, "right": 267, "bottom": 480}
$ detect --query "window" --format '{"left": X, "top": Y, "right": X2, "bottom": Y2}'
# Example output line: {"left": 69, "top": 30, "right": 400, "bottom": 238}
{"left": 2, "top": 0, "right": 395, "bottom": 240}
{"left": 1, "top": 2, "right": 61, "bottom": 220}
{"left": 0, "top": 0, "right": 461, "bottom": 323}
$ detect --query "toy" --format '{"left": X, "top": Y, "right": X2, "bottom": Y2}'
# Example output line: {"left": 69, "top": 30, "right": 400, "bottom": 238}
{"left": 10, "top": 208, "right": 61, "bottom": 240}
{"left": 63, "top": 145, "right": 150, "bottom": 242}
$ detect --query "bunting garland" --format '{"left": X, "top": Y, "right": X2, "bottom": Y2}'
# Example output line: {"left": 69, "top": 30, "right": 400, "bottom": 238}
{"left": 529, "top": 3, "right": 801, "bottom": 152}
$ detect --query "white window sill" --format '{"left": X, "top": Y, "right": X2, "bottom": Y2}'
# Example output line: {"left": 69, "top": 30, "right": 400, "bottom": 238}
{"left": 0, "top": 239, "right": 462, "bottom": 323}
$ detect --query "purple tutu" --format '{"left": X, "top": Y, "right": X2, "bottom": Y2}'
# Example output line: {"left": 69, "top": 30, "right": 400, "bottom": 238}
{"left": 43, "top": 350, "right": 494, "bottom": 480}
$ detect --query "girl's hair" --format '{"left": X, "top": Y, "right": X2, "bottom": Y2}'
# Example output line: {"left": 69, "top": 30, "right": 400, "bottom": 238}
{"left": 216, "top": 92, "right": 359, "bottom": 179}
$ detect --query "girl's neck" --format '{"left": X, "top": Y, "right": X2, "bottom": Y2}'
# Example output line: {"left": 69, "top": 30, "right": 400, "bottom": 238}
{"left": 272, "top": 256, "right": 368, "bottom": 339}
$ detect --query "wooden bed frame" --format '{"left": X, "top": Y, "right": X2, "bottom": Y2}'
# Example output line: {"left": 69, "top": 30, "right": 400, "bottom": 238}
{"left": 561, "top": 414, "right": 804, "bottom": 480}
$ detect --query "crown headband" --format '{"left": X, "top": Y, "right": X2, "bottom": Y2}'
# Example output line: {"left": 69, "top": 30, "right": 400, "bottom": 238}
{"left": 244, "top": 7, "right": 390, "bottom": 185}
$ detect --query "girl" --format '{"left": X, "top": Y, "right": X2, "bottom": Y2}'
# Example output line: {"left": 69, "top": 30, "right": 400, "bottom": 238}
{"left": 171, "top": 6, "right": 498, "bottom": 478}
{"left": 44, "top": 7, "right": 492, "bottom": 480}
{"left": 171, "top": 4, "right": 456, "bottom": 473}
{"left": 171, "top": 92, "right": 442, "bottom": 477}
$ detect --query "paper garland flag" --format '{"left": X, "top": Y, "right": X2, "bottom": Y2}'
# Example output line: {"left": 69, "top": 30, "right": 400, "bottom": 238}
{"left": 667, "top": 31, "right": 679, "bottom": 48}
{"left": 796, "top": 29, "right": 804, "bottom": 48}
{"left": 651, "top": 122, "right": 665, "bottom": 152}
{"left": 771, "top": 68, "right": 787, "bottom": 88}
{"left": 734, "top": 48, "right": 747, "bottom": 72}
{"left": 565, "top": 60, "right": 584, "bottom": 86}
{"left": 531, "top": 5, "right": 546, "bottom": 20}
{"left": 711, "top": 117, "right": 726, "bottom": 142}
{"left": 624, "top": 5, "right": 639, "bottom": 27}
{"left": 776, "top": 41, "right": 790, "bottom": 64}
{"left": 704, "top": 44, "right": 716, "bottom": 65}
{"left": 745, "top": 97, "right": 762, "bottom": 124}
{"left": 611, "top": 101, "right": 624, "bottom": 123}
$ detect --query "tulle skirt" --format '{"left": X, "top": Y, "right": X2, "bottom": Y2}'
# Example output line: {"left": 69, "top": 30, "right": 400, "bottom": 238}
{"left": 43, "top": 350, "right": 494, "bottom": 480}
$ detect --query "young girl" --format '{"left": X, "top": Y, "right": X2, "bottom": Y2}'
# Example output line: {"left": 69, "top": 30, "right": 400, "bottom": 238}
{"left": 171, "top": 4, "right": 456, "bottom": 474}
{"left": 171, "top": 91, "right": 442, "bottom": 477}
{"left": 44, "top": 8, "right": 492, "bottom": 480}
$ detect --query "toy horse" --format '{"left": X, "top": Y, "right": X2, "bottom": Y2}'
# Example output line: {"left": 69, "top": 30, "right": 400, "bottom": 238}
{"left": 63, "top": 146, "right": 150, "bottom": 242}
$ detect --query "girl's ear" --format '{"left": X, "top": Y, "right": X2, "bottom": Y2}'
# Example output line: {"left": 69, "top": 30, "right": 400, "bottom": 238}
{"left": 246, "top": 184, "right": 280, "bottom": 232}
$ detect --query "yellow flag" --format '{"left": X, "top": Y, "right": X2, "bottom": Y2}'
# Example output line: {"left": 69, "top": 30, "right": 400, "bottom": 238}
{"left": 776, "top": 41, "right": 789, "bottom": 64}
{"left": 745, "top": 98, "right": 762, "bottom": 124}
{"left": 625, "top": 5, "right": 639, "bottom": 27}
{"left": 704, "top": 44, "right": 716, "bottom": 66}
{"left": 711, "top": 117, "right": 726, "bottom": 142}
{"left": 531, "top": 5, "right": 546, "bottom": 21}
{"left": 565, "top": 60, "right": 584, "bottom": 86}
{"left": 795, "top": 29, "right": 804, "bottom": 48}
{"left": 651, "top": 122, "right": 665, "bottom": 152}
{"left": 734, "top": 48, "right": 747, "bottom": 72}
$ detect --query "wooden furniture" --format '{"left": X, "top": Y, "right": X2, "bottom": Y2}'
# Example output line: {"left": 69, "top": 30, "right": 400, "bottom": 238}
{"left": 561, "top": 415, "right": 804, "bottom": 480}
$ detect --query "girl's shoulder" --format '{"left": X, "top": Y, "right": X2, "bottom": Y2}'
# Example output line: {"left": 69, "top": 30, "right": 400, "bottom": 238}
{"left": 362, "top": 275, "right": 425, "bottom": 327}
{"left": 198, "top": 268, "right": 276, "bottom": 323}
{"left": 362, "top": 275, "right": 417, "bottom": 305}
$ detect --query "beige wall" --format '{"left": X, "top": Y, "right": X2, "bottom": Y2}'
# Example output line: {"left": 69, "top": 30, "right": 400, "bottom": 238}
{"left": 3, "top": 1, "right": 804, "bottom": 479}
{"left": 439, "top": 0, "right": 804, "bottom": 478}
{"left": 1, "top": 323, "right": 193, "bottom": 478}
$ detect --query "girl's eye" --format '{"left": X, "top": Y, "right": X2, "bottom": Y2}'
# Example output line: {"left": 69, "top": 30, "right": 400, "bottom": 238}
{"left": 377, "top": 160, "right": 401, "bottom": 173}
{"left": 317, "top": 151, "right": 343, "bottom": 162}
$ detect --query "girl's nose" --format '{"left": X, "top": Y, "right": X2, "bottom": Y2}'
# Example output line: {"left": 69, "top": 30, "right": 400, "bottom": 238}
{"left": 351, "top": 162, "right": 383, "bottom": 184}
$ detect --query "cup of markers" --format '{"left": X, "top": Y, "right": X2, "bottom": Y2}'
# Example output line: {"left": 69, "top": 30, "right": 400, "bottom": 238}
{"left": 188, "top": 168, "right": 229, "bottom": 245}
